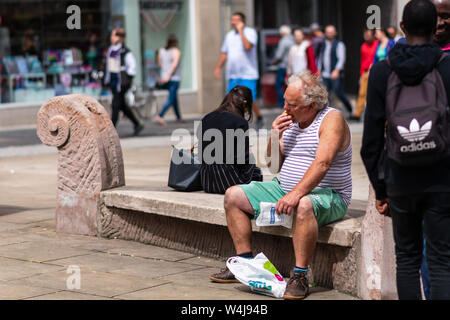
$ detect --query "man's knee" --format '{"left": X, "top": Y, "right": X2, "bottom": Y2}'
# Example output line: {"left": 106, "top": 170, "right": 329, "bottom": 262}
{"left": 224, "top": 186, "right": 243, "bottom": 211}
{"left": 295, "top": 196, "right": 315, "bottom": 223}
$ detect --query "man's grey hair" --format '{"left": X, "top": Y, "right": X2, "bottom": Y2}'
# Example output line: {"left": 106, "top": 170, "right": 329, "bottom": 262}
{"left": 287, "top": 71, "right": 328, "bottom": 111}
{"left": 279, "top": 25, "right": 291, "bottom": 36}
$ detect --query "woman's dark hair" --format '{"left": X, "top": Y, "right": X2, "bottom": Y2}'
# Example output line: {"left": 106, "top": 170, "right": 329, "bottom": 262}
{"left": 216, "top": 85, "right": 253, "bottom": 121}
{"left": 165, "top": 34, "right": 179, "bottom": 50}
{"left": 402, "top": 0, "right": 437, "bottom": 37}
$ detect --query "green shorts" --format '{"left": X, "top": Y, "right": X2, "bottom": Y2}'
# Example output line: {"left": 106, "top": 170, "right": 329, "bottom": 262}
{"left": 239, "top": 178, "right": 348, "bottom": 228}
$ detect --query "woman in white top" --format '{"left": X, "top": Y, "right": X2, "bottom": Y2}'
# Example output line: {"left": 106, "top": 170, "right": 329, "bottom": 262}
{"left": 287, "top": 28, "right": 318, "bottom": 78}
{"left": 155, "top": 34, "right": 182, "bottom": 126}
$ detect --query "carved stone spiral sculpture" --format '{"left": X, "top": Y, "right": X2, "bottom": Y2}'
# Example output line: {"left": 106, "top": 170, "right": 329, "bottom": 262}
{"left": 37, "top": 94, "right": 125, "bottom": 235}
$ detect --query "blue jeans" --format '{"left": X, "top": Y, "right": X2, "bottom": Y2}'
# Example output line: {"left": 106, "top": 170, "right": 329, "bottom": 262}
{"left": 322, "top": 77, "right": 353, "bottom": 113}
{"left": 275, "top": 68, "right": 287, "bottom": 108}
{"left": 159, "top": 81, "right": 181, "bottom": 120}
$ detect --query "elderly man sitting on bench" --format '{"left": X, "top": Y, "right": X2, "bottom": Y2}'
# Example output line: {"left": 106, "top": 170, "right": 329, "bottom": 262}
{"left": 210, "top": 71, "right": 352, "bottom": 300}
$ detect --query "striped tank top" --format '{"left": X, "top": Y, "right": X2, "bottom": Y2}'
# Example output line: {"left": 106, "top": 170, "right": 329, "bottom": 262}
{"left": 279, "top": 107, "right": 352, "bottom": 206}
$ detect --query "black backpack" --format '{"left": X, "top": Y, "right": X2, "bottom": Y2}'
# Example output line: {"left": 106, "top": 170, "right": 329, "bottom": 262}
{"left": 385, "top": 53, "right": 449, "bottom": 166}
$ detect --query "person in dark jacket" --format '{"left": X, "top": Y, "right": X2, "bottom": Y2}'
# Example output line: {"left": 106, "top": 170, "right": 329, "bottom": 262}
{"left": 317, "top": 25, "right": 353, "bottom": 116}
{"left": 104, "top": 28, "right": 144, "bottom": 136}
{"left": 198, "top": 85, "right": 262, "bottom": 194}
{"left": 361, "top": 0, "right": 450, "bottom": 300}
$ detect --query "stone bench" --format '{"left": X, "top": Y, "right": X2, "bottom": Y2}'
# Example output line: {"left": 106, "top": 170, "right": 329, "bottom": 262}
{"left": 37, "top": 94, "right": 397, "bottom": 300}
{"left": 97, "top": 186, "right": 365, "bottom": 297}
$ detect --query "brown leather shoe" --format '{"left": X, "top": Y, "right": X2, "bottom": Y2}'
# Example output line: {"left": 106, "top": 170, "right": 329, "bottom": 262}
{"left": 210, "top": 267, "right": 240, "bottom": 283}
{"left": 283, "top": 273, "right": 309, "bottom": 300}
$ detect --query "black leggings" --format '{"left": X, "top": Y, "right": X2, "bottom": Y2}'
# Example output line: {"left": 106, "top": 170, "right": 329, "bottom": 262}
{"left": 390, "top": 193, "right": 450, "bottom": 300}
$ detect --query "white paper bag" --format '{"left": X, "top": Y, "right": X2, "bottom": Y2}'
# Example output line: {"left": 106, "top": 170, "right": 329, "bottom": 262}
{"left": 226, "top": 252, "right": 287, "bottom": 298}
{"left": 256, "top": 202, "right": 293, "bottom": 229}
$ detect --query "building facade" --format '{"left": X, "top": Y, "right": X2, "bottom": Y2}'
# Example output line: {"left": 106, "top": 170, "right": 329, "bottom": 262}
{"left": 0, "top": 0, "right": 408, "bottom": 126}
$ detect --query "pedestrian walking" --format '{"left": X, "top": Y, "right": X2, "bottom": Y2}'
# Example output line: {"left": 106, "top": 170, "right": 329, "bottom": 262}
{"left": 349, "top": 28, "right": 378, "bottom": 121}
{"left": 155, "top": 34, "right": 183, "bottom": 126}
{"left": 272, "top": 25, "right": 295, "bottom": 108}
{"left": 214, "top": 12, "right": 265, "bottom": 129}
{"left": 317, "top": 25, "right": 353, "bottom": 117}
{"left": 104, "top": 28, "right": 144, "bottom": 136}
{"left": 373, "top": 28, "right": 395, "bottom": 65}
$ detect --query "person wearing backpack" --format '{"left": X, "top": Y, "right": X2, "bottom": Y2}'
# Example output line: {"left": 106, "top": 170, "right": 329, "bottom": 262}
{"left": 361, "top": 0, "right": 450, "bottom": 300}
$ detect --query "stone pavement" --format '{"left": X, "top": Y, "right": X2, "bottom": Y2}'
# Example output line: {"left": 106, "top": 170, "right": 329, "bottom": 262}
{"left": 0, "top": 111, "right": 366, "bottom": 300}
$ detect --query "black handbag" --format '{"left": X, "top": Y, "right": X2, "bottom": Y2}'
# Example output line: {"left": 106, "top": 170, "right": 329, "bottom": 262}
{"left": 168, "top": 147, "right": 203, "bottom": 192}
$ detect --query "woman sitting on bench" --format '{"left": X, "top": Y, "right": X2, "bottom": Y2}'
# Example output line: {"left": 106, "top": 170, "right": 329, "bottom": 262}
{"left": 198, "top": 85, "right": 263, "bottom": 194}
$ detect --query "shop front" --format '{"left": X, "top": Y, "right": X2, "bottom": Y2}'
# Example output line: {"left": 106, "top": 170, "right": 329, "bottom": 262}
{"left": 0, "top": 0, "right": 112, "bottom": 104}
{"left": 0, "top": 0, "right": 226, "bottom": 126}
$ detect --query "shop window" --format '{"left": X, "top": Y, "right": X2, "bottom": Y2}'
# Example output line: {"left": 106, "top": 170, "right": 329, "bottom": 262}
{"left": 140, "top": 0, "right": 195, "bottom": 91}
{"left": 0, "top": 0, "right": 110, "bottom": 104}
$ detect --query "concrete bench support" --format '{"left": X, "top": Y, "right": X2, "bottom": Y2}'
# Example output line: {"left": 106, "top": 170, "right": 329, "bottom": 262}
{"left": 36, "top": 94, "right": 125, "bottom": 235}
{"left": 359, "top": 186, "right": 397, "bottom": 299}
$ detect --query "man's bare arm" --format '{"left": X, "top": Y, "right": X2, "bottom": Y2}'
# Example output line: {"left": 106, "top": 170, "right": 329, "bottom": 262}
{"left": 214, "top": 53, "right": 227, "bottom": 78}
{"left": 240, "top": 31, "right": 253, "bottom": 51}
{"left": 236, "top": 23, "right": 253, "bottom": 51}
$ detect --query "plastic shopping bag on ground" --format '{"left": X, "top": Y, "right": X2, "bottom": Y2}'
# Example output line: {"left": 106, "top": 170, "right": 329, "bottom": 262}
{"left": 256, "top": 202, "right": 293, "bottom": 229}
{"left": 226, "top": 252, "right": 287, "bottom": 298}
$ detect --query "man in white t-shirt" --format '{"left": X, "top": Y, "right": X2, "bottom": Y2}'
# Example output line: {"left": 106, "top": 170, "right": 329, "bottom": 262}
{"left": 214, "top": 12, "right": 264, "bottom": 129}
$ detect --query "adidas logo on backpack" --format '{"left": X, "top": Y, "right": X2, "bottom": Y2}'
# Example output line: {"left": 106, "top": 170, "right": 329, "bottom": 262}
{"left": 385, "top": 54, "right": 449, "bottom": 166}
{"left": 398, "top": 119, "right": 437, "bottom": 153}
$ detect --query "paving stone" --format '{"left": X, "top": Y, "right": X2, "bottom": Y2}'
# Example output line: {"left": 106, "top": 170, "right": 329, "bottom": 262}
{"left": 0, "top": 283, "right": 58, "bottom": 300}
{"left": 0, "top": 257, "right": 64, "bottom": 281}
{"left": 106, "top": 244, "right": 196, "bottom": 262}
{"left": 0, "top": 222, "right": 29, "bottom": 233}
{"left": 304, "top": 287, "right": 359, "bottom": 300}
{"left": 156, "top": 267, "right": 229, "bottom": 289}
{"left": 0, "top": 240, "right": 93, "bottom": 263}
{"left": 116, "top": 282, "right": 275, "bottom": 300}
{"left": 25, "top": 290, "right": 117, "bottom": 300}
{"left": 0, "top": 237, "right": 28, "bottom": 247}
{"left": 0, "top": 227, "right": 71, "bottom": 248}
{"left": 9, "top": 268, "right": 169, "bottom": 298}
{"left": 65, "top": 235, "right": 195, "bottom": 262}
{"left": 177, "top": 256, "right": 227, "bottom": 268}
{"left": 0, "top": 209, "right": 54, "bottom": 224}
{"left": 49, "top": 252, "right": 203, "bottom": 278}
